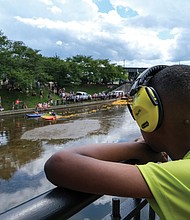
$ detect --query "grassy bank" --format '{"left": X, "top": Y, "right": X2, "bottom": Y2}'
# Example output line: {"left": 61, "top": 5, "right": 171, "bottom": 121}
{"left": 0, "top": 84, "right": 110, "bottom": 111}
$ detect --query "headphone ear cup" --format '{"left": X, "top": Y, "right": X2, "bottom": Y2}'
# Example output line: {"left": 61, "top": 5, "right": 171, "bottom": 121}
{"left": 132, "top": 86, "right": 163, "bottom": 132}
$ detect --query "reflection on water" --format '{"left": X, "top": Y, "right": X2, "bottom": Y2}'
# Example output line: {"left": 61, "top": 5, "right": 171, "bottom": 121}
{"left": 0, "top": 130, "right": 8, "bottom": 146}
{"left": 0, "top": 105, "right": 140, "bottom": 218}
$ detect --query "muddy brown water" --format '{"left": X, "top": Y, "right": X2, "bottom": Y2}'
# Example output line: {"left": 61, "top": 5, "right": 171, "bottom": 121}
{"left": 0, "top": 104, "right": 140, "bottom": 219}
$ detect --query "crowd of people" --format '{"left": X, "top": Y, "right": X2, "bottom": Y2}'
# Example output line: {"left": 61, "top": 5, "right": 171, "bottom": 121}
{"left": 0, "top": 79, "right": 127, "bottom": 112}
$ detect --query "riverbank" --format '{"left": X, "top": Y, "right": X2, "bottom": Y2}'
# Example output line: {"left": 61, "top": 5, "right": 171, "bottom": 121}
{"left": 0, "top": 98, "right": 119, "bottom": 117}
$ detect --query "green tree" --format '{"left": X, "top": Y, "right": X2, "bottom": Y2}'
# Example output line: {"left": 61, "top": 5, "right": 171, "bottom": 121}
{"left": 0, "top": 30, "right": 127, "bottom": 91}
{"left": 5, "top": 39, "right": 52, "bottom": 90}
{"left": 42, "top": 56, "right": 69, "bottom": 87}
{"left": 0, "top": 31, "right": 12, "bottom": 80}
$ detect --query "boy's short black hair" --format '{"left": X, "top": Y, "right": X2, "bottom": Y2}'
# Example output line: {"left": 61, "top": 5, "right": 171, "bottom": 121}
{"left": 148, "top": 65, "right": 190, "bottom": 101}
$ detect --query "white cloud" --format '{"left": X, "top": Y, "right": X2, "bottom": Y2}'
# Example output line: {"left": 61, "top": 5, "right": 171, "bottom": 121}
{"left": 48, "top": 6, "right": 62, "bottom": 14}
{"left": 109, "top": 0, "right": 130, "bottom": 9}
{"left": 40, "top": 0, "right": 53, "bottom": 6}
{"left": 56, "top": 40, "right": 63, "bottom": 46}
{"left": 1, "top": 0, "right": 190, "bottom": 66}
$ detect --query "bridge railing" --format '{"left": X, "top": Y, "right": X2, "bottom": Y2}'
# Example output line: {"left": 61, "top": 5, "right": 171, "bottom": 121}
{"left": 0, "top": 187, "right": 157, "bottom": 220}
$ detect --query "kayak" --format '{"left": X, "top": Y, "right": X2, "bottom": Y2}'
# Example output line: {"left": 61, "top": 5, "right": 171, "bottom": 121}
{"left": 26, "top": 113, "right": 44, "bottom": 118}
{"left": 41, "top": 115, "right": 62, "bottom": 120}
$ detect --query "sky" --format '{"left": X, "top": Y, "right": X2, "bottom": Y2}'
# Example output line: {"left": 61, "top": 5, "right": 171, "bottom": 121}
{"left": 1, "top": 0, "right": 190, "bottom": 67}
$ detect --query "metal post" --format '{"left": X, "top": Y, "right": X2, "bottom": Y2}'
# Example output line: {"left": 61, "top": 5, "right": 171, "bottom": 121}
{"left": 149, "top": 204, "right": 155, "bottom": 220}
{"left": 111, "top": 198, "right": 121, "bottom": 220}
{"left": 134, "top": 198, "right": 141, "bottom": 220}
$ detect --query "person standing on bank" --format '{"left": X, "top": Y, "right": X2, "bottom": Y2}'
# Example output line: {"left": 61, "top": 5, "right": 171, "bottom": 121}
{"left": 44, "top": 65, "right": 190, "bottom": 220}
{"left": 0, "top": 96, "right": 4, "bottom": 111}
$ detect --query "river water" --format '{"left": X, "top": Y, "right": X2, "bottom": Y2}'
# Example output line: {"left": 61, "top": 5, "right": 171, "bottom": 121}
{"left": 0, "top": 103, "right": 141, "bottom": 219}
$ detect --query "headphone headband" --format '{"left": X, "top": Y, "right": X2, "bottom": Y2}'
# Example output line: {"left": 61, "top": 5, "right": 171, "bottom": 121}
{"left": 129, "top": 65, "right": 168, "bottom": 96}
{"left": 128, "top": 65, "right": 168, "bottom": 132}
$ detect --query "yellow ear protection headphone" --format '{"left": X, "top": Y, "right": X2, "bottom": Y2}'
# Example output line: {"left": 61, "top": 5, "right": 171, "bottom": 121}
{"left": 127, "top": 65, "right": 168, "bottom": 132}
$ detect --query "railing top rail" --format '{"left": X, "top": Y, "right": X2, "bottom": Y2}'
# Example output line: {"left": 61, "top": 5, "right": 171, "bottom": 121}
{"left": 0, "top": 187, "right": 101, "bottom": 220}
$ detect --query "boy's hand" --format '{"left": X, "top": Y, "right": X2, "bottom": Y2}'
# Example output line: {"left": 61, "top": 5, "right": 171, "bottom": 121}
{"left": 133, "top": 136, "right": 168, "bottom": 164}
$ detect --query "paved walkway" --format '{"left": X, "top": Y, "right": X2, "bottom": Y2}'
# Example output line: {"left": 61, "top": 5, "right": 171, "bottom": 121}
{"left": 0, "top": 99, "right": 117, "bottom": 117}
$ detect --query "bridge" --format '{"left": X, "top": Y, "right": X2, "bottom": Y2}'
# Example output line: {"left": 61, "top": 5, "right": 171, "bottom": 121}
{"left": 124, "top": 67, "right": 147, "bottom": 81}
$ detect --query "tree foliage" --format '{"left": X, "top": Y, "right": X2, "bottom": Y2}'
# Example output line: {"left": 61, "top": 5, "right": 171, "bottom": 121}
{"left": 0, "top": 31, "right": 128, "bottom": 91}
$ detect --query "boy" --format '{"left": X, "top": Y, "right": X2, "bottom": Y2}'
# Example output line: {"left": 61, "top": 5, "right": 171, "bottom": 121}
{"left": 44, "top": 65, "right": 190, "bottom": 220}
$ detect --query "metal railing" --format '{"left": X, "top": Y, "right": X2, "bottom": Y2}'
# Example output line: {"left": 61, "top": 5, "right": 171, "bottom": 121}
{"left": 0, "top": 187, "right": 156, "bottom": 220}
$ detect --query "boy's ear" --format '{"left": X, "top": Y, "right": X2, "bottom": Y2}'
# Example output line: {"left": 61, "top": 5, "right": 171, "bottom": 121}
{"left": 131, "top": 86, "right": 163, "bottom": 132}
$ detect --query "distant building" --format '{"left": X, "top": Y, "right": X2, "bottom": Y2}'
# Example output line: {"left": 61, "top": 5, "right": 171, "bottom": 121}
{"left": 123, "top": 67, "right": 147, "bottom": 81}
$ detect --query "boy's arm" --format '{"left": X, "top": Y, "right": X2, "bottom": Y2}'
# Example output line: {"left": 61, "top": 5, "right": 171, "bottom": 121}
{"left": 44, "top": 142, "right": 166, "bottom": 199}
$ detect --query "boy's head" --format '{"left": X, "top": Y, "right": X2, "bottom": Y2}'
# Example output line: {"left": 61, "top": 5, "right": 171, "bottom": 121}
{"left": 128, "top": 65, "right": 167, "bottom": 133}
{"left": 129, "top": 65, "right": 190, "bottom": 158}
